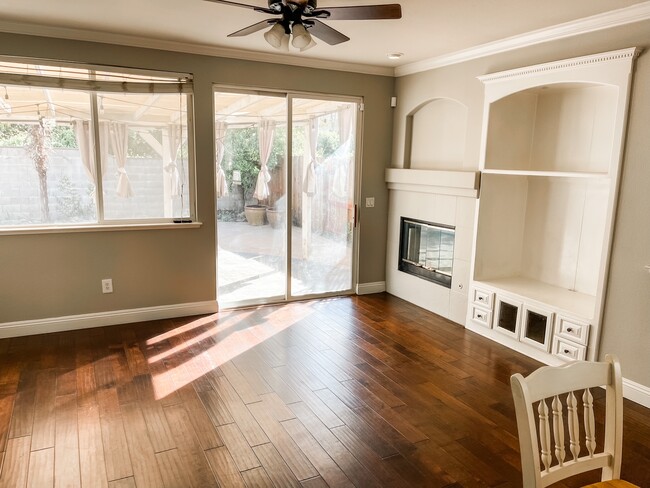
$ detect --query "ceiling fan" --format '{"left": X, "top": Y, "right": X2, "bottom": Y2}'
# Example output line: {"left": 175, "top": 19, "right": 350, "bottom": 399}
{"left": 204, "top": 0, "right": 402, "bottom": 51}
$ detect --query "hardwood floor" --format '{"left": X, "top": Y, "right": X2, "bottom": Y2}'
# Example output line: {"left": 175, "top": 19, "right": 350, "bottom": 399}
{"left": 0, "top": 293, "right": 648, "bottom": 488}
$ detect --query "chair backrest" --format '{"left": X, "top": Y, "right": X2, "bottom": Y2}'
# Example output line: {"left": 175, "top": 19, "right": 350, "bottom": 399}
{"left": 510, "top": 354, "right": 623, "bottom": 487}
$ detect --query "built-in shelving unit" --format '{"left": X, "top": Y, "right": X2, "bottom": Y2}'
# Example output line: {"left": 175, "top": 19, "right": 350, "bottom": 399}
{"left": 466, "top": 48, "right": 641, "bottom": 364}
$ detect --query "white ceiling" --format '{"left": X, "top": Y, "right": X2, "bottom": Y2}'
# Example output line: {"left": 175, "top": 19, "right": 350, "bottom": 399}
{"left": 0, "top": 0, "right": 648, "bottom": 74}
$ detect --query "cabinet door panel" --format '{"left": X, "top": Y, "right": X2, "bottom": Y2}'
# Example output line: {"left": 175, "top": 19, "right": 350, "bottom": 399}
{"left": 493, "top": 296, "right": 522, "bottom": 338}
{"left": 520, "top": 305, "right": 553, "bottom": 352}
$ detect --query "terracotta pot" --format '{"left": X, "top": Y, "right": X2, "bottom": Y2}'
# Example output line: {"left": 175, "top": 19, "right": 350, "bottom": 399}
{"left": 244, "top": 205, "right": 268, "bottom": 226}
{"left": 266, "top": 208, "right": 285, "bottom": 229}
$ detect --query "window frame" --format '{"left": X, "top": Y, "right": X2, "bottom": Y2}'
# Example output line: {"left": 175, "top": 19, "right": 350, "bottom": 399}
{"left": 0, "top": 56, "right": 198, "bottom": 233}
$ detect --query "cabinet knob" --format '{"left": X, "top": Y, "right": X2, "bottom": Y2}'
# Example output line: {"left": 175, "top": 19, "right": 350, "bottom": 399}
{"left": 566, "top": 327, "right": 574, "bottom": 333}
{"left": 477, "top": 314, "right": 483, "bottom": 319}
{"left": 478, "top": 296, "right": 484, "bottom": 301}
{"left": 564, "top": 349, "right": 570, "bottom": 354}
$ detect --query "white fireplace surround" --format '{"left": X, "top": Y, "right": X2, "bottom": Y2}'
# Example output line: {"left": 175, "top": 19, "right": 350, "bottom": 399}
{"left": 385, "top": 168, "right": 480, "bottom": 324}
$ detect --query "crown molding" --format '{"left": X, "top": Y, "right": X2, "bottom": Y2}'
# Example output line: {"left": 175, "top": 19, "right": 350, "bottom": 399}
{"left": 0, "top": 19, "right": 394, "bottom": 77}
{"left": 395, "top": 1, "right": 650, "bottom": 77}
{"left": 478, "top": 47, "right": 642, "bottom": 83}
{"left": 1, "top": 2, "right": 649, "bottom": 80}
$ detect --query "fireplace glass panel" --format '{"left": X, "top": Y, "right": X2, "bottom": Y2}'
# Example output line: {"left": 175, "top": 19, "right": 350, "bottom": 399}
{"left": 399, "top": 218, "right": 454, "bottom": 287}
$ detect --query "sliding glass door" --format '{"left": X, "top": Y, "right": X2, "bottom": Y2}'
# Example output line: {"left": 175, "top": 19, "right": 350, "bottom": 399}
{"left": 215, "top": 89, "right": 359, "bottom": 308}
{"left": 290, "top": 96, "right": 357, "bottom": 297}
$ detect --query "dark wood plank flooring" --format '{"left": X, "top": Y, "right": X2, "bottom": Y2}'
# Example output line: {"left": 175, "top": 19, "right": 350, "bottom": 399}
{"left": 0, "top": 293, "right": 648, "bottom": 487}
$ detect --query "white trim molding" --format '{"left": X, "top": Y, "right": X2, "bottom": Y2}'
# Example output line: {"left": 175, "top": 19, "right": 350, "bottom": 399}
{"left": 622, "top": 377, "right": 650, "bottom": 409}
{"left": 478, "top": 47, "right": 641, "bottom": 83}
{"left": 1, "top": 2, "right": 648, "bottom": 79}
{"left": 0, "top": 301, "right": 218, "bottom": 339}
{"left": 356, "top": 282, "right": 386, "bottom": 295}
{"left": 0, "top": 19, "right": 393, "bottom": 77}
{"left": 396, "top": 1, "right": 650, "bottom": 77}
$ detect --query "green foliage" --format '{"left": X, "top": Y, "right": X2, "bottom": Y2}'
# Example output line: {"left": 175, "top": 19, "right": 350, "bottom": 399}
{"left": 224, "top": 126, "right": 287, "bottom": 201}
{"left": 0, "top": 122, "right": 162, "bottom": 159}
{"left": 54, "top": 176, "right": 96, "bottom": 222}
{"left": 229, "top": 157, "right": 259, "bottom": 202}
{"left": 51, "top": 125, "right": 78, "bottom": 149}
{"left": 0, "top": 122, "right": 83, "bottom": 149}
{"left": 317, "top": 129, "right": 339, "bottom": 160}
{"left": 0, "top": 123, "right": 29, "bottom": 147}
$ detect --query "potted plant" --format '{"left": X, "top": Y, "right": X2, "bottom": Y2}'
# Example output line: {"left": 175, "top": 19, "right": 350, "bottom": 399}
{"left": 224, "top": 125, "right": 285, "bottom": 225}
{"left": 266, "top": 194, "right": 286, "bottom": 229}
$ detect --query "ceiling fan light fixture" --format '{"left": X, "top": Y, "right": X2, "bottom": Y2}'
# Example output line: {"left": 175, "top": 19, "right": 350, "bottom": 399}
{"left": 300, "top": 38, "right": 317, "bottom": 52}
{"left": 291, "top": 22, "right": 312, "bottom": 50}
{"left": 264, "top": 22, "right": 287, "bottom": 49}
{"left": 280, "top": 32, "right": 291, "bottom": 51}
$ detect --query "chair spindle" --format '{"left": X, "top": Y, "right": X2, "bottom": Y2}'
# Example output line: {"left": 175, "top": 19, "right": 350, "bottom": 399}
{"left": 567, "top": 391, "right": 581, "bottom": 461}
{"left": 538, "top": 399, "right": 552, "bottom": 472}
{"left": 552, "top": 395, "right": 566, "bottom": 465}
{"left": 583, "top": 388, "right": 596, "bottom": 457}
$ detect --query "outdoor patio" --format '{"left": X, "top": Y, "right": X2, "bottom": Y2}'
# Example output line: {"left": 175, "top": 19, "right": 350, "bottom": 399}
{"left": 217, "top": 220, "right": 353, "bottom": 305}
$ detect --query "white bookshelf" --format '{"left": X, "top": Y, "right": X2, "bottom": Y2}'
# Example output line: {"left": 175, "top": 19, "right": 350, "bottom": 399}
{"left": 467, "top": 48, "right": 640, "bottom": 363}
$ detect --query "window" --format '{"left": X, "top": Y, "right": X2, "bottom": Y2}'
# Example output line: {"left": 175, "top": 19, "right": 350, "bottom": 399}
{"left": 0, "top": 59, "right": 194, "bottom": 229}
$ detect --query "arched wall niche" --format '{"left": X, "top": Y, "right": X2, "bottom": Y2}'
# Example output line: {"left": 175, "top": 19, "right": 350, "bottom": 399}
{"left": 404, "top": 97, "right": 468, "bottom": 170}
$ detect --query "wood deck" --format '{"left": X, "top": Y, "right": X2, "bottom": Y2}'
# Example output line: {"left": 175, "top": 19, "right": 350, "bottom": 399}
{"left": 0, "top": 293, "right": 648, "bottom": 487}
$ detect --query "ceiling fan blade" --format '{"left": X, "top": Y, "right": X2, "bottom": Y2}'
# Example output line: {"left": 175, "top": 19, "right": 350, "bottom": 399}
{"left": 320, "top": 4, "right": 402, "bottom": 21}
{"left": 227, "top": 19, "right": 276, "bottom": 37}
{"left": 307, "top": 20, "right": 349, "bottom": 45}
{"left": 203, "top": 0, "right": 276, "bottom": 15}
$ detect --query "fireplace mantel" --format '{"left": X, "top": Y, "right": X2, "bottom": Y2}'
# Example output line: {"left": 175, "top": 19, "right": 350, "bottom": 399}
{"left": 385, "top": 168, "right": 480, "bottom": 197}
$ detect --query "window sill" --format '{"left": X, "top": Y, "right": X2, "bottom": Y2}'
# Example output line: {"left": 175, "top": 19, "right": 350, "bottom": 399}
{"left": 0, "top": 221, "right": 203, "bottom": 236}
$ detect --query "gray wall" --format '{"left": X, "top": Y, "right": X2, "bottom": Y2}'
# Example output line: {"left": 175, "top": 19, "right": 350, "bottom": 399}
{"left": 393, "top": 20, "right": 650, "bottom": 387}
{"left": 0, "top": 32, "right": 394, "bottom": 322}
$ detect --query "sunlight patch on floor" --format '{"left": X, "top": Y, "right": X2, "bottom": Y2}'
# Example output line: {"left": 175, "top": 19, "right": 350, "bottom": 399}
{"left": 149, "top": 302, "right": 315, "bottom": 399}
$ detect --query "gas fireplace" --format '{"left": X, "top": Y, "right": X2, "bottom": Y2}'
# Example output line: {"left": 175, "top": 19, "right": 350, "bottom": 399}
{"left": 398, "top": 217, "right": 455, "bottom": 288}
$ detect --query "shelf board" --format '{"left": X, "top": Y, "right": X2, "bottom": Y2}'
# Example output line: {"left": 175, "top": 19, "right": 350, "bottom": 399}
{"left": 385, "top": 168, "right": 480, "bottom": 197}
{"left": 475, "top": 276, "right": 595, "bottom": 319}
{"left": 481, "top": 169, "right": 609, "bottom": 179}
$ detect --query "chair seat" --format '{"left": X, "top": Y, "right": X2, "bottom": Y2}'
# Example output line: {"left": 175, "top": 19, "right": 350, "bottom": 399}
{"left": 582, "top": 481, "right": 640, "bottom": 488}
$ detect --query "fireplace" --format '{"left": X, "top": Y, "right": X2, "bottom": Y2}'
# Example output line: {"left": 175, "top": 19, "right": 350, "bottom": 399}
{"left": 398, "top": 217, "right": 455, "bottom": 288}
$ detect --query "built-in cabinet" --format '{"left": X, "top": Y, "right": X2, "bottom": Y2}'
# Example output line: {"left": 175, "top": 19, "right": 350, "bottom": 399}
{"left": 466, "top": 48, "right": 640, "bottom": 364}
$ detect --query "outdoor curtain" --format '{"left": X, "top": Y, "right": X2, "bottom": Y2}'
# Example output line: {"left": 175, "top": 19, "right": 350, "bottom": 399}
{"left": 73, "top": 119, "right": 96, "bottom": 183}
{"left": 333, "top": 106, "right": 355, "bottom": 198}
{"left": 338, "top": 106, "right": 354, "bottom": 144}
{"left": 165, "top": 124, "right": 183, "bottom": 198}
{"left": 253, "top": 119, "right": 276, "bottom": 201}
{"left": 215, "top": 120, "right": 229, "bottom": 198}
{"left": 73, "top": 120, "right": 111, "bottom": 182}
{"left": 303, "top": 117, "right": 318, "bottom": 197}
{"left": 109, "top": 122, "right": 134, "bottom": 198}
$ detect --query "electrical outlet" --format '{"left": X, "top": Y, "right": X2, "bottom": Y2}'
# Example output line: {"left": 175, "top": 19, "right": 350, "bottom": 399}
{"left": 365, "top": 197, "right": 375, "bottom": 208}
{"left": 102, "top": 278, "right": 113, "bottom": 294}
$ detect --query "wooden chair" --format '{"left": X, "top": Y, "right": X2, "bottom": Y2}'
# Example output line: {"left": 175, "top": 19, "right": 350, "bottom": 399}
{"left": 510, "top": 355, "right": 639, "bottom": 488}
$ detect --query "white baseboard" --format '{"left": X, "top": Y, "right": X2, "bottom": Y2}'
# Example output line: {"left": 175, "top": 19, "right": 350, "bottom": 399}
{"left": 0, "top": 301, "right": 218, "bottom": 339}
{"left": 623, "top": 377, "right": 650, "bottom": 409}
{"left": 356, "top": 281, "right": 386, "bottom": 295}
